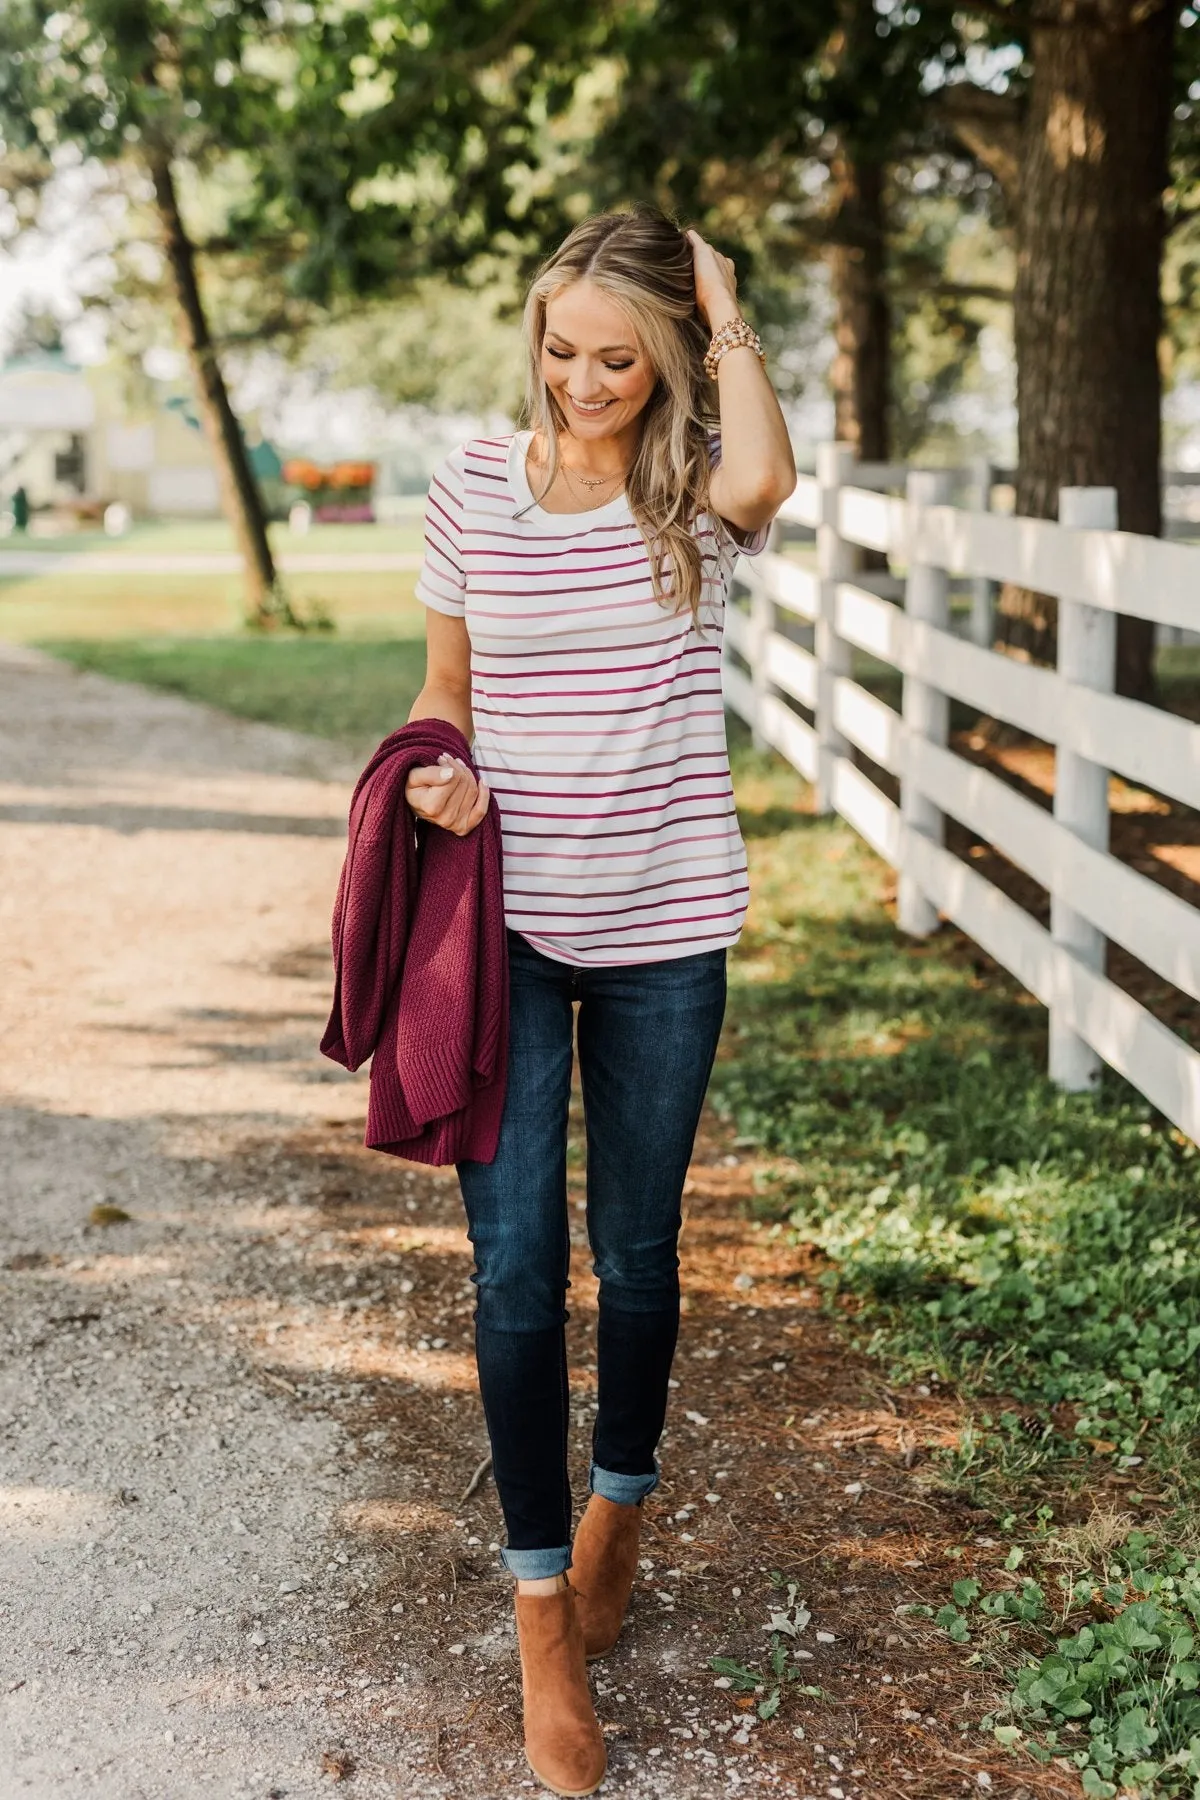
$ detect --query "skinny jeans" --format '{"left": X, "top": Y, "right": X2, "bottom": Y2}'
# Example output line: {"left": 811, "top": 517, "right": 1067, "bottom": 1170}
{"left": 456, "top": 928, "right": 727, "bottom": 1580}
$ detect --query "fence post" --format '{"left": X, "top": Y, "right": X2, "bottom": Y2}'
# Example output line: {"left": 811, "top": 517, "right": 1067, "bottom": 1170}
{"left": 897, "top": 469, "right": 955, "bottom": 936}
{"left": 815, "top": 441, "right": 857, "bottom": 814}
{"left": 1049, "top": 485, "right": 1118, "bottom": 1090}
{"left": 746, "top": 527, "right": 777, "bottom": 752}
{"left": 968, "top": 455, "right": 995, "bottom": 646}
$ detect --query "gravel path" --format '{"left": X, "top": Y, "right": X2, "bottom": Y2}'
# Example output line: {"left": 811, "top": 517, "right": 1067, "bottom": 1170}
{"left": 0, "top": 648, "right": 812, "bottom": 1800}
{"left": 0, "top": 645, "right": 426, "bottom": 1798}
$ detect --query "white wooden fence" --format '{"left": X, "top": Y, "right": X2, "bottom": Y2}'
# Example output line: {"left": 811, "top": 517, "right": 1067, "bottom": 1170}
{"left": 724, "top": 445, "right": 1200, "bottom": 1142}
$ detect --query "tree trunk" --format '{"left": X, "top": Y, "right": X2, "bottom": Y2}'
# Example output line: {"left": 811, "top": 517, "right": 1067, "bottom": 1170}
{"left": 1000, "top": 0, "right": 1174, "bottom": 698}
{"left": 828, "top": 149, "right": 891, "bottom": 463}
{"left": 149, "top": 150, "right": 282, "bottom": 624}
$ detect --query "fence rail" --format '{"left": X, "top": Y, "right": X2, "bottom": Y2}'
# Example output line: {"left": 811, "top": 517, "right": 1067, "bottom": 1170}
{"left": 724, "top": 446, "right": 1200, "bottom": 1142}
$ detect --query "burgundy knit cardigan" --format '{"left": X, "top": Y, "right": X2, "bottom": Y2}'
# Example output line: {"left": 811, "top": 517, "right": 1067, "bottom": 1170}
{"left": 320, "top": 720, "right": 509, "bottom": 1164}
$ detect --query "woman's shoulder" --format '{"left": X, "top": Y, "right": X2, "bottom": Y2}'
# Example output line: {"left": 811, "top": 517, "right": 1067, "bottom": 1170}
{"left": 438, "top": 432, "right": 518, "bottom": 473}
{"left": 424, "top": 435, "right": 518, "bottom": 522}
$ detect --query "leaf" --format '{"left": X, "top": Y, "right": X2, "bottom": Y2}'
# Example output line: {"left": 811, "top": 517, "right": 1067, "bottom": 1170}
{"left": 765, "top": 1610, "right": 796, "bottom": 1637}
{"left": 757, "top": 1690, "right": 781, "bottom": 1721}
{"left": 993, "top": 1725, "right": 1022, "bottom": 1748}
{"left": 1005, "top": 1546, "right": 1024, "bottom": 1571}
{"left": 710, "top": 1658, "right": 761, "bottom": 1692}
{"left": 1079, "top": 1771, "right": 1116, "bottom": 1799}
{"left": 1115, "top": 1706, "right": 1158, "bottom": 1760}
{"left": 952, "top": 1577, "right": 981, "bottom": 1607}
{"left": 1111, "top": 1610, "right": 1161, "bottom": 1653}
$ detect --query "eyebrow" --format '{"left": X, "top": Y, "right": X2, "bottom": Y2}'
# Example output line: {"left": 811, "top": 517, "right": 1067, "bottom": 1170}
{"left": 545, "top": 330, "right": 638, "bottom": 354}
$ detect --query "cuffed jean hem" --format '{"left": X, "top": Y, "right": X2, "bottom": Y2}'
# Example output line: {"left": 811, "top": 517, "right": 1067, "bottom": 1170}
{"left": 500, "top": 1544, "right": 572, "bottom": 1580}
{"left": 589, "top": 1460, "right": 659, "bottom": 1506}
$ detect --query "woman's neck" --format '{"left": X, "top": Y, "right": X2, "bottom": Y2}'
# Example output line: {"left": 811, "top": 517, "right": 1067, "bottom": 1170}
{"left": 530, "top": 424, "right": 639, "bottom": 481}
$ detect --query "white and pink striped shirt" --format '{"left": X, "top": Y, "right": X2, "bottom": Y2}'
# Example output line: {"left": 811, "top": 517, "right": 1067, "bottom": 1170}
{"left": 414, "top": 430, "right": 768, "bottom": 966}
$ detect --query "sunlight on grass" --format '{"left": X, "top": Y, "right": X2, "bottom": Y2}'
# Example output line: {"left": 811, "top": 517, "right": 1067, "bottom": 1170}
{"left": 2, "top": 570, "right": 421, "bottom": 641}
{"left": 721, "top": 721, "right": 1200, "bottom": 1515}
{"left": 40, "top": 634, "right": 429, "bottom": 752}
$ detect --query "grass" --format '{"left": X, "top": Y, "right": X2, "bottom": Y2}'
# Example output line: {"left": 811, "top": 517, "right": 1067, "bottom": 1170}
{"left": 41, "top": 633, "right": 429, "bottom": 753}
{"left": 721, "top": 726, "right": 1200, "bottom": 1799}
{"left": 1, "top": 571, "right": 422, "bottom": 644}
{"left": 722, "top": 726, "right": 1200, "bottom": 1506}
{"left": 0, "top": 518, "right": 424, "bottom": 556}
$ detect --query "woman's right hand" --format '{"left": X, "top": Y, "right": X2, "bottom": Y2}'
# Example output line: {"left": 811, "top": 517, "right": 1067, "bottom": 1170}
{"left": 405, "top": 752, "right": 490, "bottom": 836}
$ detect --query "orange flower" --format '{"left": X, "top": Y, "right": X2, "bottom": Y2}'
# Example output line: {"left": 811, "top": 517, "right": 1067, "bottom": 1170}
{"left": 329, "top": 461, "right": 375, "bottom": 490}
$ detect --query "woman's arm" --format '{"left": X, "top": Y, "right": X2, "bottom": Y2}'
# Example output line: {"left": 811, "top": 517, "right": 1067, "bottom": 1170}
{"left": 687, "top": 229, "right": 796, "bottom": 535}
{"left": 408, "top": 608, "right": 473, "bottom": 737}
{"left": 405, "top": 608, "right": 489, "bottom": 835}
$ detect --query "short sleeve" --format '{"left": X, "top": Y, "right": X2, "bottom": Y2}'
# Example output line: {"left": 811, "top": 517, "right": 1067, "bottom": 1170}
{"left": 414, "top": 450, "right": 467, "bottom": 618}
{"left": 706, "top": 431, "right": 771, "bottom": 558}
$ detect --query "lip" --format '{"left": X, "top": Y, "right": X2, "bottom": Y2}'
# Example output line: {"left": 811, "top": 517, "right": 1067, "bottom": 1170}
{"left": 566, "top": 395, "right": 616, "bottom": 416}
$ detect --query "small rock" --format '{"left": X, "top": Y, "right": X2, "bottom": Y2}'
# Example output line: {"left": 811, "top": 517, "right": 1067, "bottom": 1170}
{"left": 816, "top": 1630, "right": 835, "bottom": 1643}
{"left": 448, "top": 1644, "right": 466, "bottom": 1656}
{"left": 732, "top": 1273, "right": 755, "bottom": 1292}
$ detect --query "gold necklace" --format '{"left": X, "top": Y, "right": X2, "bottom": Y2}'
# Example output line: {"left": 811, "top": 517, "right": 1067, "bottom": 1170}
{"left": 562, "top": 460, "right": 623, "bottom": 489}
{"left": 560, "top": 461, "right": 625, "bottom": 507}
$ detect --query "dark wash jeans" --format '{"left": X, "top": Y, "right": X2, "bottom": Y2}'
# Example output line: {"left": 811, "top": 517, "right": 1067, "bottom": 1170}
{"left": 456, "top": 928, "right": 728, "bottom": 1579}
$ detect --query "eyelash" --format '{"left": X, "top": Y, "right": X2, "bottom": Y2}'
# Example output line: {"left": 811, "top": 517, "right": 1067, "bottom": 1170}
{"left": 546, "top": 347, "right": 635, "bottom": 372}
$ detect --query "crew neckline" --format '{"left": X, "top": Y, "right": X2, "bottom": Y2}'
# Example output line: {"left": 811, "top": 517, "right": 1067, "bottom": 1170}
{"left": 506, "top": 429, "right": 633, "bottom": 532}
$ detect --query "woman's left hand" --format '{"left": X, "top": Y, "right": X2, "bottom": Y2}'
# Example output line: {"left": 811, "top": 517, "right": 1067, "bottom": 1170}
{"left": 685, "top": 229, "right": 740, "bottom": 331}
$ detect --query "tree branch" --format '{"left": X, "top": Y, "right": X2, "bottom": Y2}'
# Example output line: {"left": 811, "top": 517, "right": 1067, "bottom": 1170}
{"left": 935, "top": 83, "right": 1025, "bottom": 200}
{"left": 898, "top": 276, "right": 1014, "bottom": 303}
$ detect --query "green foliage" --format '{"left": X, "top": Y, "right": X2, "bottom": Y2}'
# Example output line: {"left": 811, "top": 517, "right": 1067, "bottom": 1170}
{"left": 45, "top": 634, "right": 428, "bottom": 753}
{"left": 721, "top": 732, "right": 1200, "bottom": 1797}
{"left": 715, "top": 742, "right": 1200, "bottom": 1499}
{"left": 710, "top": 1582, "right": 826, "bottom": 1724}
{"left": 955, "top": 1533, "right": 1200, "bottom": 1797}
{"left": 0, "top": 0, "right": 604, "bottom": 324}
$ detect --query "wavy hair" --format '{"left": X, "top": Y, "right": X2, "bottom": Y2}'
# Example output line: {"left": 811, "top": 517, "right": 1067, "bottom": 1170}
{"left": 520, "top": 205, "right": 719, "bottom": 625}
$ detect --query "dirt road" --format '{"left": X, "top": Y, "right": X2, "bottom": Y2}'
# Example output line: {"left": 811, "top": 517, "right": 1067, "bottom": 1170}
{"left": 0, "top": 644, "right": 1036, "bottom": 1800}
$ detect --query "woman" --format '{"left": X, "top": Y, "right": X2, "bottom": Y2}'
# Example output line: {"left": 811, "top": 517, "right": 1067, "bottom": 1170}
{"left": 406, "top": 205, "right": 795, "bottom": 1796}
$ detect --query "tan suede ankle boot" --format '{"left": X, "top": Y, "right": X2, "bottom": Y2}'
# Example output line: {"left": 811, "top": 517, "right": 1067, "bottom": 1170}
{"left": 567, "top": 1494, "right": 643, "bottom": 1660}
{"left": 514, "top": 1575, "right": 607, "bottom": 1796}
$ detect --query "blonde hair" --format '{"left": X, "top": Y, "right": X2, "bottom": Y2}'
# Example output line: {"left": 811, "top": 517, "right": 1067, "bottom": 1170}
{"left": 521, "top": 205, "right": 718, "bottom": 624}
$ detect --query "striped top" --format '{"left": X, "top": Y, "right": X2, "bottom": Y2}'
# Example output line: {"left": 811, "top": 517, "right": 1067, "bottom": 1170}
{"left": 414, "top": 430, "right": 768, "bottom": 966}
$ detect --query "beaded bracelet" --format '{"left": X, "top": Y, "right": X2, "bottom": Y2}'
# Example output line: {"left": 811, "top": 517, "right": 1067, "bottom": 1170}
{"left": 703, "top": 316, "right": 766, "bottom": 380}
